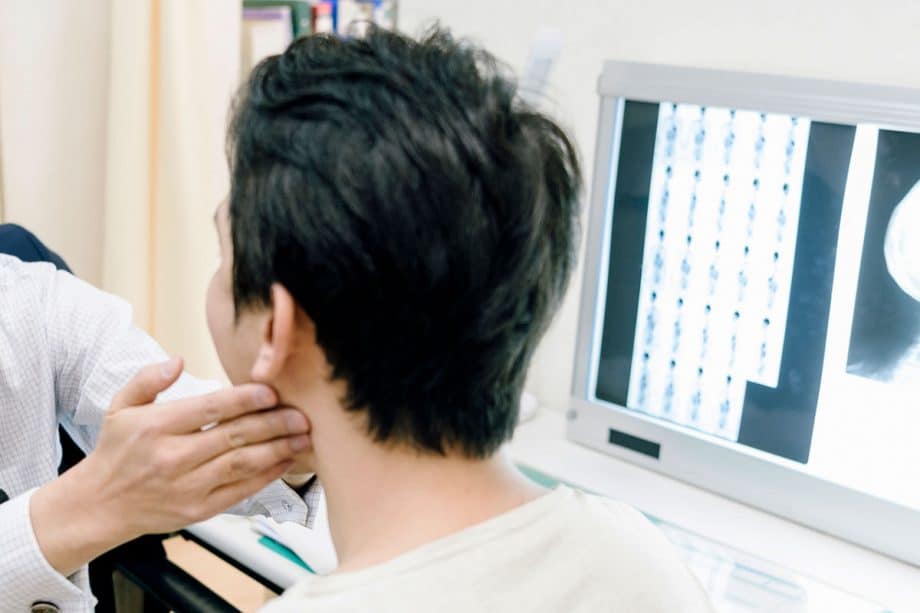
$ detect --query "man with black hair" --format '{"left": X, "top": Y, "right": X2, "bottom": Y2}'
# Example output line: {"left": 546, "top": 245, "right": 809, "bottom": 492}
{"left": 207, "top": 26, "right": 712, "bottom": 611}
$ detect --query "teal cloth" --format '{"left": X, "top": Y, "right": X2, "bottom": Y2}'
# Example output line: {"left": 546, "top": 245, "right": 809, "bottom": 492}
{"left": 258, "top": 536, "right": 315, "bottom": 573}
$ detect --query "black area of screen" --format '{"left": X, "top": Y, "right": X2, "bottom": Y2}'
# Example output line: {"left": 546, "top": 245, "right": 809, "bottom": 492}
{"left": 846, "top": 130, "right": 920, "bottom": 382}
{"left": 608, "top": 428, "right": 661, "bottom": 459}
{"left": 736, "top": 122, "right": 855, "bottom": 462}
{"left": 594, "top": 102, "right": 855, "bottom": 464}
{"left": 594, "top": 100, "right": 659, "bottom": 405}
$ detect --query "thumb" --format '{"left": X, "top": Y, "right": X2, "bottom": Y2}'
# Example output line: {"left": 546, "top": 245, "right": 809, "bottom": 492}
{"left": 110, "top": 357, "right": 184, "bottom": 412}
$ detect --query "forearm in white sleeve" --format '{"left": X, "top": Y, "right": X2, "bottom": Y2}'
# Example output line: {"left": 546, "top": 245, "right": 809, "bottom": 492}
{"left": 0, "top": 490, "right": 96, "bottom": 612}
{"left": 43, "top": 267, "right": 218, "bottom": 452}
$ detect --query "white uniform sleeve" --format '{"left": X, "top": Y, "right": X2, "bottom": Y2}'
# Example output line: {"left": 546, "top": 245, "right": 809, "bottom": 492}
{"left": 0, "top": 260, "right": 215, "bottom": 609}
{"left": 0, "top": 489, "right": 96, "bottom": 612}
{"left": 42, "top": 268, "right": 201, "bottom": 452}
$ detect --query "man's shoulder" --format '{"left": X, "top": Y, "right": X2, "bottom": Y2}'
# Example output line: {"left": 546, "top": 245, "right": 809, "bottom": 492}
{"left": 0, "top": 254, "right": 52, "bottom": 315}
{"left": 0, "top": 252, "right": 56, "bottom": 287}
{"left": 535, "top": 486, "right": 650, "bottom": 539}
{"left": 261, "top": 487, "right": 714, "bottom": 613}
{"left": 559, "top": 487, "right": 667, "bottom": 543}
{"left": 0, "top": 252, "right": 127, "bottom": 321}
{"left": 0, "top": 255, "right": 79, "bottom": 329}
{"left": 549, "top": 488, "right": 714, "bottom": 611}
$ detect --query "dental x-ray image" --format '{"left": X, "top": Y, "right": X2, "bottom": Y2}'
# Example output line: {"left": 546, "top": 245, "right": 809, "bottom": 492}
{"left": 848, "top": 129, "right": 920, "bottom": 385}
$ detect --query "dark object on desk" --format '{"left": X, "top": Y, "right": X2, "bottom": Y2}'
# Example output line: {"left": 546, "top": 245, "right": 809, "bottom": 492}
{"left": 0, "top": 224, "right": 233, "bottom": 613}
{"left": 111, "top": 558, "right": 238, "bottom": 613}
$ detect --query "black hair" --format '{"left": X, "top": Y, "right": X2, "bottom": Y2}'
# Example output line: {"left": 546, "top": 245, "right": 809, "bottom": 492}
{"left": 228, "top": 26, "right": 581, "bottom": 458}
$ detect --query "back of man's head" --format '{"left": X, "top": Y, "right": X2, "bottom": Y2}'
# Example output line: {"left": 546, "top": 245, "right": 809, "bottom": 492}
{"left": 228, "top": 26, "right": 581, "bottom": 459}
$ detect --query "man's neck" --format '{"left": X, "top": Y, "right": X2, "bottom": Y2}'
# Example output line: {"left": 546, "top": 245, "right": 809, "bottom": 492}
{"left": 315, "top": 433, "right": 545, "bottom": 573}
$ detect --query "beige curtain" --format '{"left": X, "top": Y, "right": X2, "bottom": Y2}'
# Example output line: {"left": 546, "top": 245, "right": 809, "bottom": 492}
{"left": 0, "top": 0, "right": 239, "bottom": 379}
{"left": 0, "top": 0, "right": 111, "bottom": 280}
{"left": 105, "top": 0, "right": 240, "bottom": 379}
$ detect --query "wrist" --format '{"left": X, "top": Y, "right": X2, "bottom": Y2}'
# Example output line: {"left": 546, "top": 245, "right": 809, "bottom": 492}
{"left": 30, "top": 460, "right": 133, "bottom": 576}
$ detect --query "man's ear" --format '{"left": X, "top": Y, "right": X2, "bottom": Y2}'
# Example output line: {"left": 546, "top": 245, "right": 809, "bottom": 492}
{"left": 250, "top": 283, "right": 296, "bottom": 382}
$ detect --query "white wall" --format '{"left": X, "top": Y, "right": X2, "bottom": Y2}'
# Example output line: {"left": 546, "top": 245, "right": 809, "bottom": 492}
{"left": 399, "top": 0, "right": 920, "bottom": 413}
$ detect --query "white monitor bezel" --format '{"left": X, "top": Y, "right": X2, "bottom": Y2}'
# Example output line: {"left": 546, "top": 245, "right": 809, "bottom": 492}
{"left": 568, "top": 60, "right": 920, "bottom": 567}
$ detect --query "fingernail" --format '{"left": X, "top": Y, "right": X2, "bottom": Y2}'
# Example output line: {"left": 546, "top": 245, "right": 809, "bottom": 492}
{"left": 286, "top": 411, "right": 307, "bottom": 432}
{"left": 254, "top": 386, "right": 275, "bottom": 406}
{"left": 160, "top": 357, "right": 181, "bottom": 379}
{"left": 290, "top": 435, "right": 310, "bottom": 451}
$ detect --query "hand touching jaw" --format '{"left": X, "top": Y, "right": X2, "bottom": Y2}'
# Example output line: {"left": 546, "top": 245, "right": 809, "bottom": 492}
{"left": 30, "top": 358, "right": 310, "bottom": 577}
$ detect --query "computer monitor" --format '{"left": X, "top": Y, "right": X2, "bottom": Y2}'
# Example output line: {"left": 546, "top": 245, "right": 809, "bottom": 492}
{"left": 569, "top": 61, "right": 920, "bottom": 566}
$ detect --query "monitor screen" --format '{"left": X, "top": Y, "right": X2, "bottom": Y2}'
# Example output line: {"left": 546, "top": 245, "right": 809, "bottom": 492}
{"left": 594, "top": 99, "right": 920, "bottom": 512}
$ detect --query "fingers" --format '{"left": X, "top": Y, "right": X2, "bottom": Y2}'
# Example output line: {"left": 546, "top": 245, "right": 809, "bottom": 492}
{"left": 110, "top": 357, "right": 184, "bottom": 413}
{"left": 154, "top": 383, "right": 280, "bottom": 434}
{"left": 195, "top": 435, "right": 310, "bottom": 490}
{"left": 180, "top": 407, "right": 310, "bottom": 468}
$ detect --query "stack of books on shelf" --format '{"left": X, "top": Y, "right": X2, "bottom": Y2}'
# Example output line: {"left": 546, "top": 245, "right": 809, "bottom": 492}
{"left": 241, "top": 0, "right": 398, "bottom": 74}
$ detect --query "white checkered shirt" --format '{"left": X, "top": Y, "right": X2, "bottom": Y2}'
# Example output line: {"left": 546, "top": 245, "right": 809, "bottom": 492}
{"left": 0, "top": 255, "right": 317, "bottom": 612}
